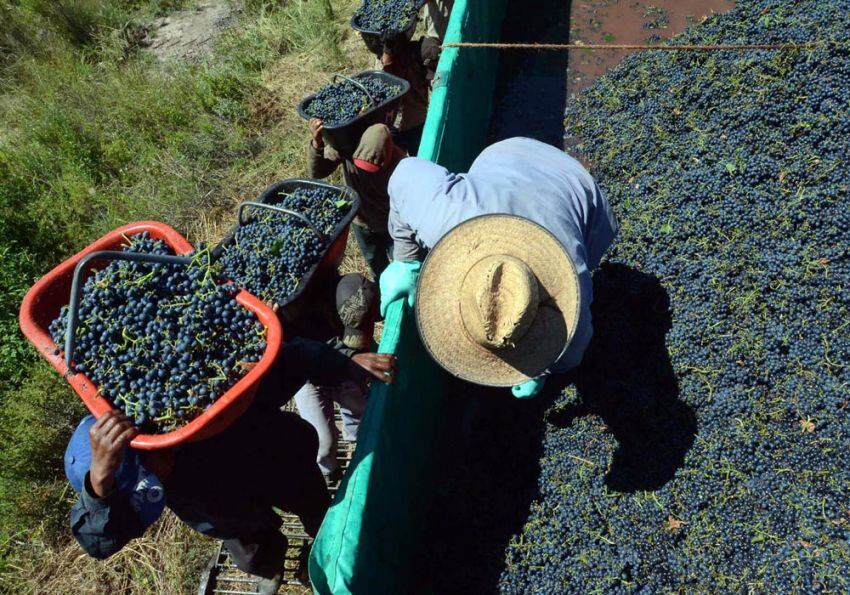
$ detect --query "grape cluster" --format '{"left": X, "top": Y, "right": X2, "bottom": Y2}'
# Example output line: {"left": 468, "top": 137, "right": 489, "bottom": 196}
{"left": 273, "top": 187, "right": 350, "bottom": 236}
{"left": 304, "top": 75, "right": 402, "bottom": 127}
{"left": 48, "top": 233, "right": 267, "bottom": 433}
{"left": 219, "top": 188, "right": 351, "bottom": 305}
{"left": 424, "top": 1, "right": 850, "bottom": 592}
{"left": 352, "top": 0, "right": 419, "bottom": 34}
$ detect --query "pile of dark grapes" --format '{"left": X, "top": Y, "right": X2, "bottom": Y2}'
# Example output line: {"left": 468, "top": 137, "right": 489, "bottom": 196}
{"left": 303, "top": 75, "right": 401, "bottom": 126}
{"left": 219, "top": 187, "right": 351, "bottom": 305}
{"left": 48, "top": 233, "right": 266, "bottom": 433}
{"left": 352, "top": 0, "right": 419, "bottom": 34}
{"left": 424, "top": 1, "right": 850, "bottom": 592}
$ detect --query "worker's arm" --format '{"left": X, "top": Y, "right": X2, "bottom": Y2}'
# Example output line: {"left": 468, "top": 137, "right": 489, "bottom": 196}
{"left": 271, "top": 338, "right": 396, "bottom": 400}
{"left": 307, "top": 118, "right": 343, "bottom": 179}
{"left": 71, "top": 472, "right": 146, "bottom": 559}
{"left": 382, "top": 157, "right": 456, "bottom": 314}
{"left": 70, "top": 412, "right": 145, "bottom": 559}
{"left": 548, "top": 272, "right": 595, "bottom": 374}
{"left": 387, "top": 177, "right": 427, "bottom": 263}
{"left": 388, "top": 205, "right": 426, "bottom": 263}
{"left": 584, "top": 181, "right": 618, "bottom": 270}
{"left": 387, "top": 156, "right": 456, "bottom": 262}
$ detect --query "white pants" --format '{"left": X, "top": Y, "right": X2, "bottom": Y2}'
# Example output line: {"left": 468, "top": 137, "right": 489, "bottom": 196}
{"left": 425, "top": 0, "right": 454, "bottom": 40}
{"left": 294, "top": 381, "right": 367, "bottom": 476}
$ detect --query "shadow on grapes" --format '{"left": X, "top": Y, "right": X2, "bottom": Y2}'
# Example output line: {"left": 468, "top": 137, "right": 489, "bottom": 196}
{"left": 487, "top": 0, "right": 572, "bottom": 147}
{"left": 415, "top": 265, "right": 694, "bottom": 591}
{"left": 548, "top": 263, "right": 697, "bottom": 493}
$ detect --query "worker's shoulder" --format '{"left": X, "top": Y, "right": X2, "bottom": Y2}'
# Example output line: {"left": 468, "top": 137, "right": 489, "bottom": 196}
{"left": 388, "top": 156, "right": 447, "bottom": 196}
{"left": 476, "top": 138, "right": 590, "bottom": 174}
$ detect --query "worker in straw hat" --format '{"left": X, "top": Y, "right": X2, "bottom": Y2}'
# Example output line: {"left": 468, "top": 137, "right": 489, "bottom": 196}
{"left": 379, "top": 137, "right": 617, "bottom": 397}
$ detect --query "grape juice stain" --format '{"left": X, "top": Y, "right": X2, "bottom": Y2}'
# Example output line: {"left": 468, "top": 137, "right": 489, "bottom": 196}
{"left": 567, "top": 0, "right": 736, "bottom": 94}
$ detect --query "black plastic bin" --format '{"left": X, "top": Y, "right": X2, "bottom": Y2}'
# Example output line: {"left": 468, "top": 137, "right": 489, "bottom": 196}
{"left": 350, "top": 0, "right": 428, "bottom": 56}
{"left": 213, "top": 179, "right": 361, "bottom": 324}
{"left": 297, "top": 71, "right": 410, "bottom": 156}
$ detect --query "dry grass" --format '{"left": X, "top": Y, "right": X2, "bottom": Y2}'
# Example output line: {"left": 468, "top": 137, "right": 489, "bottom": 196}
{"left": 4, "top": 512, "right": 211, "bottom": 594}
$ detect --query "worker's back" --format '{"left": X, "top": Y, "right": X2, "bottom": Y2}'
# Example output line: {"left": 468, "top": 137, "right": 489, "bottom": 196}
{"left": 388, "top": 137, "right": 618, "bottom": 371}
{"left": 388, "top": 137, "right": 616, "bottom": 269}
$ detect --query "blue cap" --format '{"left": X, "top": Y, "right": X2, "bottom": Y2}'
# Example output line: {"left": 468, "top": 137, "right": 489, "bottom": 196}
{"left": 64, "top": 416, "right": 166, "bottom": 528}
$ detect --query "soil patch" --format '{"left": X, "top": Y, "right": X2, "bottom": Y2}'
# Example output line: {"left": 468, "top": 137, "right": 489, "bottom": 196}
{"left": 146, "top": 0, "right": 242, "bottom": 61}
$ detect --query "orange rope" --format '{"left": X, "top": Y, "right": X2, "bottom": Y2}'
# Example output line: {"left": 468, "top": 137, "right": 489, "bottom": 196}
{"left": 442, "top": 42, "right": 829, "bottom": 51}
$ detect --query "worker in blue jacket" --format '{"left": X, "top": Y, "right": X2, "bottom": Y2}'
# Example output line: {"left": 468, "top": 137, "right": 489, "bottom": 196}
{"left": 380, "top": 137, "right": 617, "bottom": 397}
{"left": 65, "top": 338, "right": 395, "bottom": 594}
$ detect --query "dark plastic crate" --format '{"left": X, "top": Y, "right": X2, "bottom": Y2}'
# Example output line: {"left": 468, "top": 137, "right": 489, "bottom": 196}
{"left": 212, "top": 179, "right": 361, "bottom": 325}
{"left": 350, "top": 0, "right": 428, "bottom": 56}
{"left": 297, "top": 70, "right": 410, "bottom": 156}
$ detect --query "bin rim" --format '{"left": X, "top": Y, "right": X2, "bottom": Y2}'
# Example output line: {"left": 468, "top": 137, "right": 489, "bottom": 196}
{"left": 296, "top": 70, "right": 411, "bottom": 131}
{"left": 212, "top": 178, "right": 361, "bottom": 311}
{"left": 18, "top": 221, "right": 283, "bottom": 451}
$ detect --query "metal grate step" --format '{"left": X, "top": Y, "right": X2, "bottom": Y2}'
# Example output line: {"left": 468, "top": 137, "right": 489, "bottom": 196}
{"left": 199, "top": 408, "right": 356, "bottom": 594}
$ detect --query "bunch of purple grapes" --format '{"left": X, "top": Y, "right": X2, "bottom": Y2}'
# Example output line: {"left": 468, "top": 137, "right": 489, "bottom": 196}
{"left": 304, "top": 75, "right": 401, "bottom": 126}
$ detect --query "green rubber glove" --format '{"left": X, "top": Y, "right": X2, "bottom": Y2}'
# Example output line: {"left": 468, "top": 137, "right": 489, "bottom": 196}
{"left": 512, "top": 376, "right": 546, "bottom": 399}
{"left": 379, "top": 260, "right": 422, "bottom": 317}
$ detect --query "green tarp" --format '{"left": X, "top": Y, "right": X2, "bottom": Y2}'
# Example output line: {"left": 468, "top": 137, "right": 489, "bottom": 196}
{"left": 308, "top": 302, "right": 444, "bottom": 594}
{"left": 419, "top": 0, "right": 509, "bottom": 173}
{"left": 309, "top": 1, "right": 508, "bottom": 592}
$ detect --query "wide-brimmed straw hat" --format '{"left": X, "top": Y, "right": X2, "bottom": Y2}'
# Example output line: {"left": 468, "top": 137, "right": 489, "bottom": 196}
{"left": 415, "top": 215, "right": 580, "bottom": 386}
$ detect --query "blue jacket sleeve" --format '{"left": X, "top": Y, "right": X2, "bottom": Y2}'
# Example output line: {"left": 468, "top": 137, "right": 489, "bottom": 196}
{"left": 70, "top": 473, "right": 146, "bottom": 559}
{"left": 387, "top": 157, "right": 451, "bottom": 262}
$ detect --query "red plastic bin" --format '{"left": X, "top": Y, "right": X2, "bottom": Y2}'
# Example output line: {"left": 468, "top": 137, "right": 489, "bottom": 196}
{"left": 18, "top": 221, "right": 283, "bottom": 451}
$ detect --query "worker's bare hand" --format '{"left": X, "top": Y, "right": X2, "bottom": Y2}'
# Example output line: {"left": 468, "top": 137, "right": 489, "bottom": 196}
{"left": 350, "top": 353, "right": 397, "bottom": 389}
{"left": 89, "top": 411, "right": 138, "bottom": 498}
{"left": 309, "top": 118, "right": 325, "bottom": 149}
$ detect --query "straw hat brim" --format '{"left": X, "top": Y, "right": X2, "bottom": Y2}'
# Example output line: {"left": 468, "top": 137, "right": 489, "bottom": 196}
{"left": 415, "top": 215, "right": 580, "bottom": 386}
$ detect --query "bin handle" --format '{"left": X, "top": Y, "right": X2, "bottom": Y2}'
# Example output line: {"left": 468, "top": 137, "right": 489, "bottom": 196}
{"left": 333, "top": 73, "right": 377, "bottom": 107}
{"left": 237, "top": 201, "right": 327, "bottom": 242}
{"left": 64, "top": 251, "right": 193, "bottom": 368}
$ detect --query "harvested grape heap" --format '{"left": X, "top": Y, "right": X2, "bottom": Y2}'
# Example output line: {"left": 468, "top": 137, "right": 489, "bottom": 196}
{"left": 303, "top": 75, "right": 401, "bottom": 126}
{"left": 219, "top": 187, "right": 351, "bottom": 305}
{"left": 352, "top": 0, "right": 419, "bottom": 34}
{"left": 48, "top": 233, "right": 266, "bottom": 433}
{"left": 425, "top": 1, "right": 850, "bottom": 593}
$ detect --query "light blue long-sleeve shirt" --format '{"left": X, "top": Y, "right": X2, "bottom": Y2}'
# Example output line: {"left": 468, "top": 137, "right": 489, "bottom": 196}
{"left": 387, "top": 137, "right": 618, "bottom": 373}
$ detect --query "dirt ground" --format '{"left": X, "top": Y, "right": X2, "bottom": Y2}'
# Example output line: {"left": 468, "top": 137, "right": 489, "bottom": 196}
{"left": 146, "top": 0, "right": 242, "bottom": 61}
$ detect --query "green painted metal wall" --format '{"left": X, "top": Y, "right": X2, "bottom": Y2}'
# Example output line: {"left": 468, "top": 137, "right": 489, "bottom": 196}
{"left": 419, "top": 0, "right": 509, "bottom": 171}
{"left": 308, "top": 302, "right": 444, "bottom": 594}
